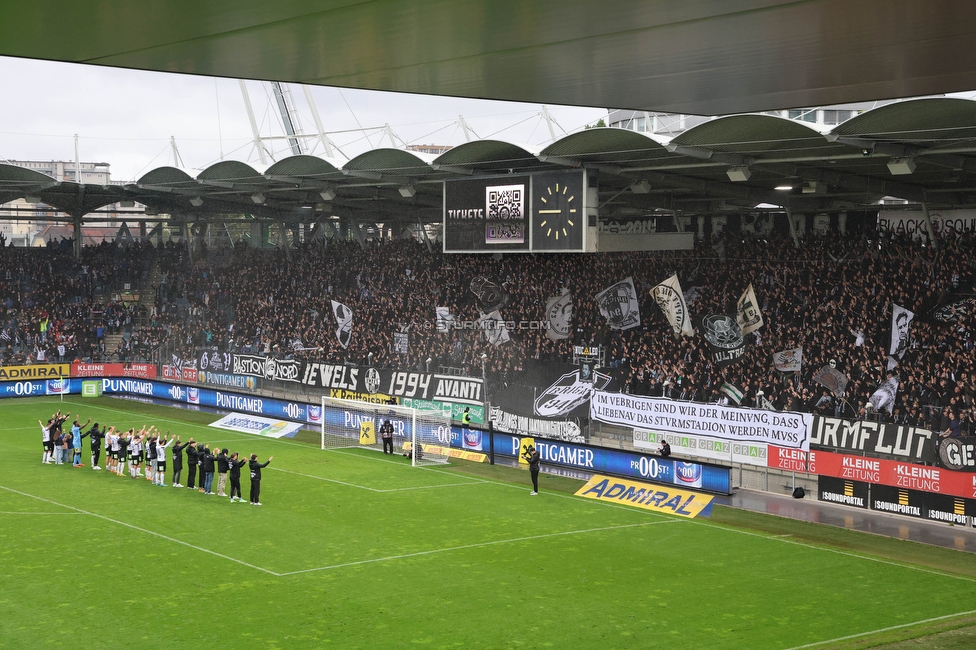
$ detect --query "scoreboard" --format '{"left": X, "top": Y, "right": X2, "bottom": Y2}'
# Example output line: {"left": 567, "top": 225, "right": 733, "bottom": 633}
{"left": 443, "top": 170, "right": 591, "bottom": 253}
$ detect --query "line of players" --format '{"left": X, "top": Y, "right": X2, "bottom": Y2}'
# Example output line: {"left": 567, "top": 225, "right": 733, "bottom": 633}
{"left": 39, "top": 410, "right": 273, "bottom": 505}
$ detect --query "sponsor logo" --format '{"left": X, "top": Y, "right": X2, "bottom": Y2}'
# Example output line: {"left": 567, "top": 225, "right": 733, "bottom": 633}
{"left": 576, "top": 474, "right": 713, "bottom": 518}
{"left": 307, "top": 405, "right": 322, "bottom": 424}
{"left": 674, "top": 462, "right": 703, "bottom": 488}
{"left": 0, "top": 364, "right": 69, "bottom": 380}
{"left": 364, "top": 368, "right": 381, "bottom": 394}
{"left": 187, "top": 387, "right": 200, "bottom": 404}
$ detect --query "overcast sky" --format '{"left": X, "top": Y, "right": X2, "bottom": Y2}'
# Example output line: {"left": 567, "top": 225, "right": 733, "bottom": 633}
{"left": 0, "top": 56, "right": 609, "bottom": 182}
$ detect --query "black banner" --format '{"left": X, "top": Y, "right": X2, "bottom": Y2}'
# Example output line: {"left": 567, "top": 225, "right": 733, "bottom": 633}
{"left": 197, "top": 351, "right": 233, "bottom": 374}
{"left": 817, "top": 475, "right": 868, "bottom": 509}
{"left": 300, "top": 363, "right": 484, "bottom": 406}
{"left": 938, "top": 437, "right": 976, "bottom": 471}
{"left": 699, "top": 314, "right": 746, "bottom": 367}
{"left": 232, "top": 354, "right": 302, "bottom": 383}
{"left": 810, "top": 416, "right": 937, "bottom": 464}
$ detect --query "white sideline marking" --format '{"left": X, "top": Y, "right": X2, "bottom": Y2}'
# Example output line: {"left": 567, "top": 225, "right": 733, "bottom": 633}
{"left": 269, "top": 466, "right": 488, "bottom": 493}
{"left": 0, "top": 511, "right": 86, "bottom": 515}
{"left": 687, "top": 519, "right": 976, "bottom": 584}
{"left": 0, "top": 484, "right": 278, "bottom": 575}
{"left": 783, "top": 608, "right": 976, "bottom": 649}
{"left": 277, "top": 519, "right": 680, "bottom": 577}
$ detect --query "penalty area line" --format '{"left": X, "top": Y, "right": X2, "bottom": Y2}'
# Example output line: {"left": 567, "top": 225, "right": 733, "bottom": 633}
{"left": 783, "top": 607, "right": 976, "bottom": 649}
{"left": 0, "top": 484, "right": 279, "bottom": 576}
{"left": 277, "top": 519, "right": 679, "bottom": 577}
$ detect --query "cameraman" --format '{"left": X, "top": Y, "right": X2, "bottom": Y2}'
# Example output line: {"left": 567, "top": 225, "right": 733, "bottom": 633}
{"left": 658, "top": 438, "right": 671, "bottom": 458}
{"left": 523, "top": 444, "right": 541, "bottom": 495}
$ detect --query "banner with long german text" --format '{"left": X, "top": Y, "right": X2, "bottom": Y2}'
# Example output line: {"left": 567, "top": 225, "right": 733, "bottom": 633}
{"left": 591, "top": 391, "right": 810, "bottom": 451}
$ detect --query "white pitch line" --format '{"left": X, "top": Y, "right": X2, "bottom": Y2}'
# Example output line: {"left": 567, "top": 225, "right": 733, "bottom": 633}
{"left": 268, "top": 466, "right": 488, "bottom": 493}
{"left": 783, "top": 607, "right": 976, "bottom": 649}
{"left": 277, "top": 519, "right": 680, "bottom": 577}
{"left": 0, "top": 484, "right": 279, "bottom": 576}
{"left": 0, "top": 511, "right": 86, "bottom": 515}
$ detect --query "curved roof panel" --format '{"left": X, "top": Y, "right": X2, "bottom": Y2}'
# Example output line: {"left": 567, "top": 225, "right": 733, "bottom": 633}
{"left": 343, "top": 148, "right": 435, "bottom": 176}
{"left": 539, "top": 128, "right": 674, "bottom": 166}
{"left": 831, "top": 98, "right": 976, "bottom": 145}
{"left": 197, "top": 160, "right": 264, "bottom": 183}
{"left": 0, "top": 163, "right": 59, "bottom": 185}
{"left": 265, "top": 155, "right": 340, "bottom": 179}
{"left": 433, "top": 140, "right": 539, "bottom": 169}
{"left": 674, "top": 115, "right": 848, "bottom": 158}
{"left": 136, "top": 166, "right": 196, "bottom": 189}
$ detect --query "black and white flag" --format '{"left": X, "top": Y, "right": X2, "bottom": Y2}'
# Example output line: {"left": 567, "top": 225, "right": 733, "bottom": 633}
{"left": 331, "top": 300, "right": 354, "bottom": 349}
{"left": 435, "top": 307, "right": 454, "bottom": 333}
{"left": 544, "top": 289, "right": 573, "bottom": 341}
{"left": 887, "top": 304, "right": 914, "bottom": 370}
{"left": 393, "top": 332, "right": 409, "bottom": 355}
{"left": 812, "top": 365, "right": 849, "bottom": 397}
{"left": 470, "top": 276, "right": 507, "bottom": 313}
{"left": 869, "top": 376, "right": 900, "bottom": 414}
{"left": 650, "top": 274, "right": 694, "bottom": 337}
{"left": 737, "top": 283, "right": 764, "bottom": 335}
{"left": 700, "top": 314, "right": 745, "bottom": 367}
{"left": 596, "top": 277, "right": 641, "bottom": 331}
{"left": 478, "top": 310, "right": 511, "bottom": 347}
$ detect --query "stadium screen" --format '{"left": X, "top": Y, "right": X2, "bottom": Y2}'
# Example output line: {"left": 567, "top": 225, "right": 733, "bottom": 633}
{"left": 443, "top": 171, "right": 586, "bottom": 253}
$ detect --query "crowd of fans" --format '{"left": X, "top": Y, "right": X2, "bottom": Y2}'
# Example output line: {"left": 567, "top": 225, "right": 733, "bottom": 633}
{"left": 1, "top": 223, "right": 974, "bottom": 434}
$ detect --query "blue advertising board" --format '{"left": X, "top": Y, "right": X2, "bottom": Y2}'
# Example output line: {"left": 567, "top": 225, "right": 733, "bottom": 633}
{"left": 0, "top": 378, "right": 730, "bottom": 493}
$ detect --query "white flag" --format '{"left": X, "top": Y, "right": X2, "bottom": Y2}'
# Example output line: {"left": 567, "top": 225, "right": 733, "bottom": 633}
{"left": 772, "top": 348, "right": 803, "bottom": 373}
{"left": 435, "top": 307, "right": 454, "bottom": 333}
{"left": 331, "top": 300, "right": 354, "bottom": 349}
{"left": 737, "top": 283, "right": 764, "bottom": 335}
{"left": 869, "top": 376, "right": 900, "bottom": 414}
{"left": 650, "top": 274, "right": 694, "bottom": 337}
{"left": 478, "top": 310, "right": 511, "bottom": 347}
{"left": 887, "top": 304, "right": 914, "bottom": 369}
{"left": 596, "top": 277, "right": 641, "bottom": 330}
{"left": 544, "top": 290, "right": 573, "bottom": 341}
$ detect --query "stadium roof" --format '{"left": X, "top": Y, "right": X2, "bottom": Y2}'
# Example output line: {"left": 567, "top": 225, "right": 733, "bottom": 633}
{"left": 1, "top": 1, "right": 975, "bottom": 116}
{"left": 5, "top": 98, "right": 976, "bottom": 225}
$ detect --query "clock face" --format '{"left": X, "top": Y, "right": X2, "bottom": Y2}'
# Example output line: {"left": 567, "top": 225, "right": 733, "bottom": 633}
{"left": 533, "top": 173, "right": 583, "bottom": 250}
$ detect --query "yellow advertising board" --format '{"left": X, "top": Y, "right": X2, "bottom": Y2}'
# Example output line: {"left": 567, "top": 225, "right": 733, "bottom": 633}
{"left": 575, "top": 474, "right": 714, "bottom": 518}
{"left": 359, "top": 422, "right": 376, "bottom": 445}
{"left": 517, "top": 436, "right": 535, "bottom": 466}
{"left": 0, "top": 364, "right": 70, "bottom": 380}
{"left": 401, "top": 442, "right": 487, "bottom": 463}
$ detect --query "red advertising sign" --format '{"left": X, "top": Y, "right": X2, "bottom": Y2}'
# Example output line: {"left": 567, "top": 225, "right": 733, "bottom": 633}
{"left": 809, "top": 449, "right": 976, "bottom": 500}
{"left": 768, "top": 446, "right": 809, "bottom": 472}
{"left": 71, "top": 362, "right": 157, "bottom": 379}
{"left": 162, "top": 365, "right": 198, "bottom": 382}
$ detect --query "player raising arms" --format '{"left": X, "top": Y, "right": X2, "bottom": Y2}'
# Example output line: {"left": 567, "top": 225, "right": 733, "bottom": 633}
{"left": 154, "top": 432, "right": 174, "bottom": 486}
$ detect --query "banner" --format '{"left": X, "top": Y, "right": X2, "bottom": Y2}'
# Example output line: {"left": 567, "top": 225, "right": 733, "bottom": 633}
{"left": 469, "top": 276, "right": 507, "bottom": 312}
{"left": 544, "top": 290, "right": 573, "bottom": 341}
{"left": 591, "top": 391, "right": 811, "bottom": 451}
{"left": 736, "top": 283, "right": 764, "bottom": 335}
{"left": 812, "top": 365, "right": 848, "bottom": 397}
{"left": 331, "top": 300, "right": 353, "bottom": 349}
{"left": 699, "top": 314, "right": 745, "bottom": 367}
{"left": 393, "top": 332, "right": 409, "bottom": 355}
{"left": 772, "top": 348, "right": 802, "bottom": 373}
{"left": 534, "top": 368, "right": 611, "bottom": 418}
{"left": 0, "top": 363, "right": 69, "bottom": 380}
{"left": 300, "top": 363, "right": 484, "bottom": 406}
{"left": 208, "top": 412, "right": 304, "bottom": 438}
{"left": 888, "top": 304, "right": 914, "bottom": 369}
{"left": 810, "top": 415, "right": 936, "bottom": 464}
{"left": 490, "top": 405, "right": 584, "bottom": 442}
{"left": 401, "top": 398, "right": 485, "bottom": 425}
{"left": 932, "top": 296, "right": 976, "bottom": 323}
{"left": 596, "top": 277, "right": 641, "bottom": 331}
{"left": 634, "top": 428, "right": 768, "bottom": 466}
{"left": 231, "top": 354, "right": 302, "bottom": 383}
{"left": 71, "top": 362, "right": 156, "bottom": 379}
{"left": 650, "top": 274, "right": 694, "bottom": 337}
{"left": 197, "top": 350, "right": 233, "bottom": 374}
{"left": 809, "top": 449, "right": 976, "bottom": 500}
{"left": 939, "top": 437, "right": 976, "bottom": 471}
{"left": 198, "top": 371, "right": 258, "bottom": 391}
{"left": 575, "top": 475, "right": 714, "bottom": 518}
{"left": 879, "top": 208, "right": 976, "bottom": 239}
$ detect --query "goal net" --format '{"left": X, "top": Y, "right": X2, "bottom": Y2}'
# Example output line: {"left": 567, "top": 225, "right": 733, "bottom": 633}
{"left": 320, "top": 395, "right": 452, "bottom": 466}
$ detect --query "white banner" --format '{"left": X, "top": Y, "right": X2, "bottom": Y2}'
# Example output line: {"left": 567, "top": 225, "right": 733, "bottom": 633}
{"left": 650, "top": 273, "right": 694, "bottom": 337}
{"left": 888, "top": 304, "right": 914, "bottom": 369}
{"left": 208, "top": 413, "right": 304, "bottom": 438}
{"left": 478, "top": 310, "right": 511, "bottom": 346}
{"left": 435, "top": 307, "right": 454, "bottom": 333}
{"left": 634, "top": 428, "right": 769, "bottom": 466}
{"left": 591, "top": 391, "right": 811, "bottom": 451}
{"left": 879, "top": 209, "right": 976, "bottom": 239}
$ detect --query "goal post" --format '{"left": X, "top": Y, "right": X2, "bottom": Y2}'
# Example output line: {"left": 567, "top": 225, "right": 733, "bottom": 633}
{"left": 319, "top": 395, "right": 452, "bottom": 466}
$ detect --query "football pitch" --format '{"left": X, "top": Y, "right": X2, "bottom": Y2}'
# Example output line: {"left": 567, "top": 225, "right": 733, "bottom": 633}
{"left": 3, "top": 396, "right": 976, "bottom": 649}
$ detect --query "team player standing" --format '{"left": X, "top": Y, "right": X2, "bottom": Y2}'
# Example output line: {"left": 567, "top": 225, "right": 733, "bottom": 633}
{"left": 39, "top": 410, "right": 273, "bottom": 505}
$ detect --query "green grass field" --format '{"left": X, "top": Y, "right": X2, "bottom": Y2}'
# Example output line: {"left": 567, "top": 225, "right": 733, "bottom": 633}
{"left": 3, "top": 396, "right": 976, "bottom": 649}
